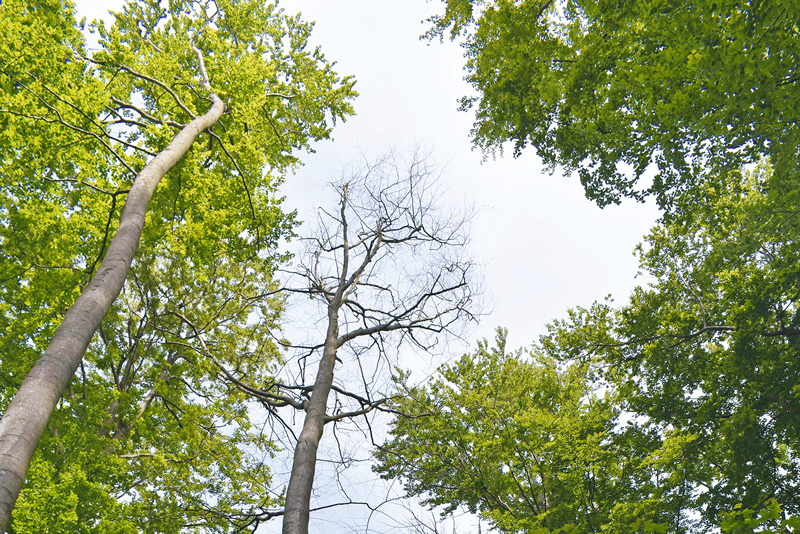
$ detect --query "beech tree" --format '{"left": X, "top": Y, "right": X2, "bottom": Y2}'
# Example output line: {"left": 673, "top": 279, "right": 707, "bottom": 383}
{"left": 378, "top": 163, "right": 800, "bottom": 533}
{"left": 531, "top": 165, "right": 800, "bottom": 530}
{"left": 0, "top": 0, "right": 355, "bottom": 530}
{"left": 376, "top": 329, "right": 678, "bottom": 534}
{"left": 592, "top": 162, "right": 800, "bottom": 528}
{"left": 402, "top": 3, "right": 800, "bottom": 529}
{"left": 9, "top": 252, "right": 288, "bottom": 533}
{"left": 426, "top": 0, "right": 800, "bottom": 209}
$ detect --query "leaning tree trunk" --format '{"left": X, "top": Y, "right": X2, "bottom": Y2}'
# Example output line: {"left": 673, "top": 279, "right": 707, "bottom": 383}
{"left": 282, "top": 307, "right": 340, "bottom": 534}
{"left": 0, "top": 90, "right": 225, "bottom": 532}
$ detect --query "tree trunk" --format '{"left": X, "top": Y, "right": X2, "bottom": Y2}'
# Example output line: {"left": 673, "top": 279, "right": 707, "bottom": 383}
{"left": 282, "top": 309, "right": 339, "bottom": 534}
{"left": 0, "top": 95, "right": 225, "bottom": 532}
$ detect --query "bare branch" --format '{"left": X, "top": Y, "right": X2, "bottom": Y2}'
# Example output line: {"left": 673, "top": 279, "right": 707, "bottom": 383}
{"left": 86, "top": 56, "right": 197, "bottom": 119}
{"left": 165, "top": 312, "right": 306, "bottom": 410}
{"left": 278, "top": 149, "right": 481, "bottom": 534}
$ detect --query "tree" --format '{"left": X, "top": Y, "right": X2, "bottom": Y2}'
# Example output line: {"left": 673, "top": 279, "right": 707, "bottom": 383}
{"left": 375, "top": 329, "right": 681, "bottom": 534}
{"left": 377, "top": 161, "right": 800, "bottom": 533}
{"left": 426, "top": 0, "right": 800, "bottom": 208}
{"left": 587, "top": 161, "right": 800, "bottom": 529}
{"left": 410, "top": 3, "right": 800, "bottom": 527}
{"left": 7, "top": 250, "right": 287, "bottom": 533}
{"left": 195, "top": 151, "right": 478, "bottom": 534}
{"left": 0, "top": 0, "right": 355, "bottom": 529}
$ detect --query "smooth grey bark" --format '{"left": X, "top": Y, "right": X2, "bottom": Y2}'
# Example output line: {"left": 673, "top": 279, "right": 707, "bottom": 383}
{"left": 0, "top": 54, "right": 224, "bottom": 531}
{"left": 281, "top": 310, "right": 340, "bottom": 534}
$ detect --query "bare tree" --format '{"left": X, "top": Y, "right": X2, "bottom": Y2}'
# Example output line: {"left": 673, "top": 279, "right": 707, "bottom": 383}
{"left": 163, "top": 150, "right": 479, "bottom": 533}
{"left": 277, "top": 150, "right": 479, "bottom": 534}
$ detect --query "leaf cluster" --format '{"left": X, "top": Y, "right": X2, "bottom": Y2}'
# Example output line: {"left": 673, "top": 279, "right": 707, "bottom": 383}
{"left": 427, "top": 0, "right": 800, "bottom": 209}
{"left": 376, "top": 329, "right": 679, "bottom": 534}
{"left": 600, "top": 162, "right": 800, "bottom": 527}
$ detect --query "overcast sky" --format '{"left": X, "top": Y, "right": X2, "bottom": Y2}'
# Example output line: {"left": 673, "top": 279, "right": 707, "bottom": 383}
{"left": 74, "top": 0, "right": 660, "bottom": 530}
{"left": 76, "top": 0, "right": 659, "bottom": 350}
{"left": 272, "top": 0, "right": 662, "bottom": 351}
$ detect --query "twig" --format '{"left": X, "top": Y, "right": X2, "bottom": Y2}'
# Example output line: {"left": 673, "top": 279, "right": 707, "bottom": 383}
{"left": 86, "top": 56, "right": 197, "bottom": 119}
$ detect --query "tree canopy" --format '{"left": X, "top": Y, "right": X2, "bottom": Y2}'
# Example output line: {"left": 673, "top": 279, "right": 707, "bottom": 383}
{"left": 376, "top": 329, "right": 678, "bottom": 534}
{"left": 370, "top": 6, "right": 800, "bottom": 527}
{"left": 427, "top": 0, "right": 800, "bottom": 208}
{"left": 0, "top": 0, "right": 355, "bottom": 530}
{"left": 597, "top": 162, "right": 800, "bottom": 527}
{"left": 377, "top": 162, "right": 800, "bottom": 533}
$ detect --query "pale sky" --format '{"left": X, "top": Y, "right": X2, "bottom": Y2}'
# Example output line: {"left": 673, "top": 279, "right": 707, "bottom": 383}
{"left": 74, "top": 1, "right": 660, "bottom": 531}
{"left": 76, "top": 0, "right": 659, "bottom": 350}
{"left": 254, "top": 0, "right": 660, "bottom": 350}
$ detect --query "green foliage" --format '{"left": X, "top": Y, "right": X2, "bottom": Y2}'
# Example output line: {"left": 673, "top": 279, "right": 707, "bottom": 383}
{"left": 12, "top": 459, "right": 137, "bottom": 534}
{"left": 0, "top": 0, "right": 356, "bottom": 531}
{"left": 530, "top": 162, "right": 800, "bottom": 531}
{"left": 375, "top": 329, "right": 679, "bottom": 534}
{"left": 378, "top": 162, "right": 800, "bottom": 532}
{"left": 596, "top": 162, "right": 800, "bottom": 527}
{"left": 427, "top": 0, "right": 800, "bottom": 208}
{"left": 721, "top": 500, "right": 800, "bottom": 534}
{"left": 385, "top": 2, "right": 800, "bottom": 531}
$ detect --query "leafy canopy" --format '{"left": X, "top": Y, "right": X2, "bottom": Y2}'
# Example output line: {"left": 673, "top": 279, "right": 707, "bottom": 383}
{"left": 600, "top": 162, "right": 800, "bottom": 527}
{"left": 0, "top": 0, "right": 356, "bottom": 531}
{"left": 535, "top": 162, "right": 800, "bottom": 532}
{"left": 376, "top": 329, "right": 680, "bottom": 534}
{"left": 427, "top": 0, "right": 800, "bottom": 208}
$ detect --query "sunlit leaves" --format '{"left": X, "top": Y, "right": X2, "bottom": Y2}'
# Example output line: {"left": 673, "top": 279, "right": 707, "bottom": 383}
{"left": 0, "top": 0, "right": 356, "bottom": 531}
{"left": 428, "top": 0, "right": 800, "bottom": 209}
{"left": 376, "top": 329, "right": 675, "bottom": 533}
{"left": 595, "top": 163, "right": 800, "bottom": 529}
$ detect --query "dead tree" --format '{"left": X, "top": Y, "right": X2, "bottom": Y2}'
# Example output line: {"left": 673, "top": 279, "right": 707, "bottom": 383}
{"left": 277, "top": 150, "right": 478, "bottom": 534}
{"left": 164, "top": 150, "right": 479, "bottom": 533}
